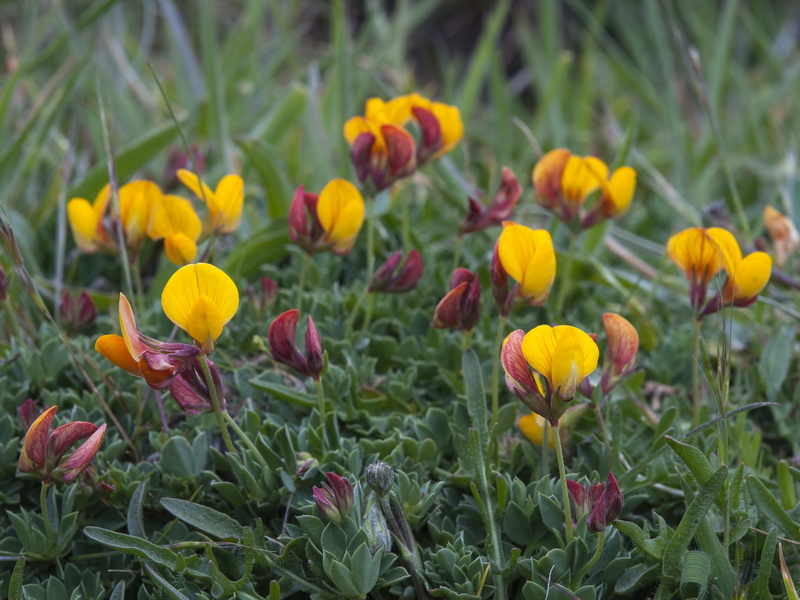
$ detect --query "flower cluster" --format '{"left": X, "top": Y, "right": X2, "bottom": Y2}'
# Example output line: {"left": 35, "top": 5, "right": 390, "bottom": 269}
{"left": 67, "top": 171, "right": 243, "bottom": 265}
{"left": 667, "top": 227, "right": 771, "bottom": 317}
{"left": 344, "top": 93, "right": 463, "bottom": 191}
{"left": 532, "top": 149, "right": 636, "bottom": 229}
{"left": 289, "top": 179, "right": 365, "bottom": 255}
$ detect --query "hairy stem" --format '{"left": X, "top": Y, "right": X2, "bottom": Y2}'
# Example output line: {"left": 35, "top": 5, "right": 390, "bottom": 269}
{"left": 553, "top": 424, "right": 574, "bottom": 544}
{"left": 199, "top": 354, "right": 237, "bottom": 455}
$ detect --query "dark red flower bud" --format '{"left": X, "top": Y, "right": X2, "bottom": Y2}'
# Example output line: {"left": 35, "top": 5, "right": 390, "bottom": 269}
{"left": 312, "top": 472, "right": 355, "bottom": 525}
{"left": 267, "top": 309, "right": 324, "bottom": 380}
{"left": 369, "top": 249, "right": 423, "bottom": 294}
{"left": 288, "top": 186, "right": 324, "bottom": 255}
{"left": 58, "top": 291, "right": 97, "bottom": 333}
{"left": 18, "top": 398, "right": 38, "bottom": 430}
{"left": 168, "top": 357, "right": 225, "bottom": 416}
{"left": 566, "top": 479, "right": 589, "bottom": 521}
{"left": 433, "top": 269, "right": 481, "bottom": 331}
{"left": 587, "top": 473, "right": 624, "bottom": 533}
{"left": 411, "top": 106, "right": 442, "bottom": 165}
{"left": 460, "top": 168, "right": 522, "bottom": 235}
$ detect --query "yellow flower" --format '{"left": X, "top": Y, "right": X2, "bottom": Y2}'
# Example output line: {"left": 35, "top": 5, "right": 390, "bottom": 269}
{"left": 495, "top": 222, "right": 556, "bottom": 307}
{"left": 532, "top": 149, "right": 636, "bottom": 227}
{"left": 316, "top": 179, "right": 366, "bottom": 254}
{"left": 177, "top": 170, "right": 244, "bottom": 235}
{"left": 521, "top": 325, "right": 599, "bottom": 402}
{"left": 519, "top": 413, "right": 556, "bottom": 449}
{"left": 118, "top": 180, "right": 162, "bottom": 248}
{"left": 148, "top": 195, "right": 202, "bottom": 265}
{"left": 667, "top": 227, "right": 739, "bottom": 312}
{"left": 715, "top": 245, "right": 772, "bottom": 310}
{"left": 67, "top": 184, "right": 111, "bottom": 253}
{"left": 161, "top": 263, "right": 239, "bottom": 353}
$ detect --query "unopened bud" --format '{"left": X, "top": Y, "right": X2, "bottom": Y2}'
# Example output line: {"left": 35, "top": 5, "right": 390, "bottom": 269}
{"left": 364, "top": 492, "right": 393, "bottom": 553}
{"left": 587, "top": 472, "right": 624, "bottom": 532}
{"left": 17, "top": 398, "right": 38, "bottom": 430}
{"left": 58, "top": 291, "right": 97, "bottom": 333}
{"left": 365, "top": 461, "right": 395, "bottom": 497}
{"left": 600, "top": 313, "right": 639, "bottom": 394}
{"left": 369, "top": 250, "right": 423, "bottom": 294}
{"left": 267, "top": 309, "right": 325, "bottom": 380}
{"left": 312, "top": 472, "right": 355, "bottom": 525}
{"left": 433, "top": 268, "right": 481, "bottom": 331}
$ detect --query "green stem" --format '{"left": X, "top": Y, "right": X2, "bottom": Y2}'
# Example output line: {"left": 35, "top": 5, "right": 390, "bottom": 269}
{"left": 691, "top": 319, "right": 702, "bottom": 428}
{"left": 222, "top": 411, "right": 268, "bottom": 469}
{"left": 363, "top": 292, "right": 376, "bottom": 330}
{"left": 40, "top": 482, "right": 54, "bottom": 547}
{"left": 132, "top": 259, "right": 146, "bottom": 316}
{"left": 296, "top": 252, "right": 310, "bottom": 312}
{"left": 571, "top": 529, "right": 605, "bottom": 587}
{"left": 540, "top": 421, "right": 550, "bottom": 479}
{"left": 555, "top": 233, "right": 578, "bottom": 318}
{"left": 462, "top": 329, "right": 473, "bottom": 351}
{"left": 553, "top": 424, "right": 574, "bottom": 544}
{"left": 344, "top": 286, "right": 370, "bottom": 336}
{"left": 315, "top": 377, "right": 327, "bottom": 426}
{"left": 3, "top": 297, "right": 26, "bottom": 342}
{"left": 199, "top": 354, "right": 237, "bottom": 455}
{"left": 490, "top": 315, "right": 508, "bottom": 433}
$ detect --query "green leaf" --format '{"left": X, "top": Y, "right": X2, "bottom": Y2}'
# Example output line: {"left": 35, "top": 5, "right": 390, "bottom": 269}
{"left": 613, "top": 520, "right": 665, "bottom": 561}
{"left": 9, "top": 557, "right": 24, "bottom": 600}
{"left": 236, "top": 138, "right": 292, "bottom": 219}
{"left": 746, "top": 476, "right": 800, "bottom": 539}
{"left": 680, "top": 551, "right": 710, "bottom": 598}
{"left": 462, "top": 349, "right": 488, "bottom": 457}
{"left": 758, "top": 326, "right": 794, "bottom": 401}
{"left": 127, "top": 480, "right": 147, "bottom": 538}
{"left": 222, "top": 220, "right": 289, "bottom": 280}
{"left": 327, "top": 559, "right": 361, "bottom": 598}
{"left": 160, "top": 498, "right": 244, "bottom": 540}
{"left": 143, "top": 563, "right": 191, "bottom": 600}
{"left": 109, "top": 581, "right": 125, "bottom": 600}
{"left": 268, "top": 580, "right": 281, "bottom": 600}
{"left": 665, "top": 436, "right": 715, "bottom": 486}
{"left": 696, "top": 516, "right": 734, "bottom": 599}
{"left": 753, "top": 528, "right": 778, "bottom": 600}
{"left": 160, "top": 436, "right": 201, "bottom": 480}
{"left": 662, "top": 466, "right": 727, "bottom": 578}
{"left": 83, "top": 527, "right": 178, "bottom": 570}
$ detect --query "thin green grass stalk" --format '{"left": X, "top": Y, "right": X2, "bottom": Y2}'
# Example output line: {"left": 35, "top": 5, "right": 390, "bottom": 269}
{"left": 97, "top": 86, "right": 135, "bottom": 305}
{"left": 199, "top": 354, "right": 237, "bottom": 455}
{"left": 366, "top": 197, "right": 376, "bottom": 279}
{"left": 200, "top": 0, "right": 233, "bottom": 171}
{"left": 344, "top": 287, "right": 370, "bottom": 336}
{"left": 295, "top": 252, "right": 310, "bottom": 312}
{"left": 490, "top": 314, "right": 508, "bottom": 433}
{"left": 315, "top": 377, "right": 327, "bottom": 427}
{"left": 540, "top": 422, "right": 551, "bottom": 479}
{"left": 553, "top": 423, "right": 573, "bottom": 544}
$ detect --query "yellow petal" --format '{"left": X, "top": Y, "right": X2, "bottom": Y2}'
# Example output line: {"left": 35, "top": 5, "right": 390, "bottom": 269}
{"left": 667, "top": 227, "right": 733, "bottom": 284}
{"left": 177, "top": 169, "right": 216, "bottom": 204}
{"left": 532, "top": 149, "right": 571, "bottom": 202}
{"left": 364, "top": 97, "right": 389, "bottom": 119}
{"left": 161, "top": 263, "right": 239, "bottom": 352}
{"left": 603, "top": 166, "right": 636, "bottom": 216}
{"left": 730, "top": 251, "right": 772, "bottom": 300}
{"left": 214, "top": 175, "right": 244, "bottom": 234}
{"left": 706, "top": 227, "right": 742, "bottom": 275}
{"left": 92, "top": 184, "right": 112, "bottom": 220}
{"left": 118, "top": 180, "right": 162, "bottom": 246}
{"left": 149, "top": 195, "right": 202, "bottom": 240}
{"left": 521, "top": 325, "right": 557, "bottom": 387}
{"left": 95, "top": 334, "right": 142, "bottom": 376}
{"left": 430, "top": 102, "right": 463, "bottom": 155}
{"left": 67, "top": 198, "right": 101, "bottom": 252}
{"left": 561, "top": 156, "right": 607, "bottom": 205}
{"left": 497, "top": 223, "right": 556, "bottom": 303}
{"left": 518, "top": 413, "right": 556, "bottom": 449}
{"left": 316, "top": 179, "right": 365, "bottom": 254}
{"left": 164, "top": 233, "right": 198, "bottom": 265}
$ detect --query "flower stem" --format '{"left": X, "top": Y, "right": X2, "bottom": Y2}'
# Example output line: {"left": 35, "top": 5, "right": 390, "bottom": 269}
{"left": 344, "top": 286, "right": 370, "bottom": 336}
{"left": 199, "top": 354, "right": 237, "bottom": 455}
{"left": 366, "top": 196, "right": 376, "bottom": 279}
{"left": 490, "top": 315, "right": 508, "bottom": 433}
{"left": 401, "top": 189, "right": 411, "bottom": 253}
{"left": 296, "top": 252, "right": 310, "bottom": 313}
{"left": 315, "top": 377, "right": 328, "bottom": 454}
{"left": 222, "top": 411, "right": 268, "bottom": 469}
{"left": 571, "top": 529, "right": 605, "bottom": 587}
{"left": 553, "top": 423, "right": 574, "bottom": 544}
{"left": 462, "top": 329, "right": 473, "bottom": 351}
{"left": 691, "top": 319, "right": 702, "bottom": 428}
{"left": 40, "top": 482, "right": 54, "bottom": 547}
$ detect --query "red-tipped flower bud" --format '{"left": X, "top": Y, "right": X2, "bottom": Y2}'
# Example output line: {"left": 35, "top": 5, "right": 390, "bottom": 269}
{"left": 18, "top": 406, "right": 106, "bottom": 484}
{"left": 168, "top": 357, "right": 225, "bottom": 416}
{"left": 58, "top": 291, "right": 97, "bottom": 333}
{"left": 18, "top": 398, "right": 38, "bottom": 431}
{"left": 312, "top": 472, "right": 355, "bottom": 525}
{"left": 267, "top": 309, "right": 324, "bottom": 380}
{"left": 369, "top": 249, "right": 423, "bottom": 294}
{"left": 587, "top": 472, "right": 624, "bottom": 533}
{"left": 433, "top": 269, "right": 481, "bottom": 331}
{"left": 460, "top": 168, "right": 522, "bottom": 235}
{"left": 601, "top": 313, "right": 639, "bottom": 394}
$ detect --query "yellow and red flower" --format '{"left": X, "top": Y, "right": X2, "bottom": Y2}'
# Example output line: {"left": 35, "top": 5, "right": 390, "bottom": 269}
{"left": 177, "top": 170, "right": 244, "bottom": 235}
{"left": 289, "top": 180, "right": 365, "bottom": 255}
